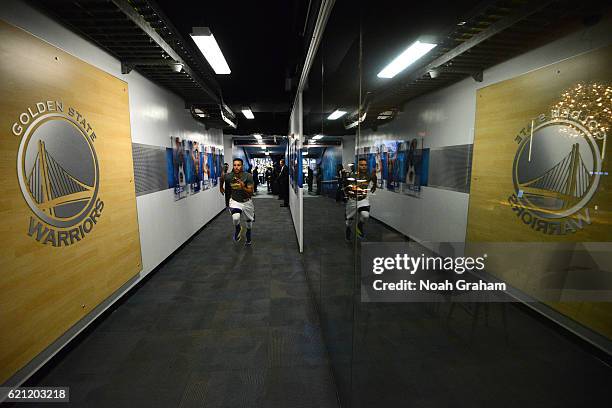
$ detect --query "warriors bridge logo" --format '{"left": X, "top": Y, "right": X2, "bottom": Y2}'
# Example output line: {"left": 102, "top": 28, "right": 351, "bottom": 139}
{"left": 12, "top": 101, "right": 104, "bottom": 246}
{"left": 508, "top": 83, "right": 610, "bottom": 235}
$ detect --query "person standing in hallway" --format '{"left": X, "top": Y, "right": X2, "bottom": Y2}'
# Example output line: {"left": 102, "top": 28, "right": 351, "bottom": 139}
{"left": 279, "top": 159, "right": 289, "bottom": 207}
{"left": 252, "top": 166, "right": 259, "bottom": 194}
{"left": 307, "top": 166, "right": 313, "bottom": 192}
{"left": 272, "top": 162, "right": 280, "bottom": 196}
{"left": 220, "top": 158, "right": 255, "bottom": 245}
{"left": 265, "top": 166, "right": 273, "bottom": 192}
{"left": 335, "top": 163, "right": 346, "bottom": 202}
{"left": 220, "top": 162, "right": 231, "bottom": 209}
{"left": 344, "top": 158, "right": 376, "bottom": 241}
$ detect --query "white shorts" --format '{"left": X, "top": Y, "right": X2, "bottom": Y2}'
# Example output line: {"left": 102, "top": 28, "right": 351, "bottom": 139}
{"left": 346, "top": 197, "right": 370, "bottom": 220}
{"left": 229, "top": 198, "right": 255, "bottom": 222}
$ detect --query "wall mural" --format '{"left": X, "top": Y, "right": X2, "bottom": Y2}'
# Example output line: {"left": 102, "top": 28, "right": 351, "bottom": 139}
{"left": 167, "top": 136, "right": 223, "bottom": 201}
{"left": 357, "top": 139, "right": 430, "bottom": 197}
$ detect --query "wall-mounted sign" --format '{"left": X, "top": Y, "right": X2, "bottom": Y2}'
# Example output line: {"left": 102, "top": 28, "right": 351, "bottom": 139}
{"left": 508, "top": 83, "right": 609, "bottom": 235}
{"left": 468, "top": 44, "right": 611, "bottom": 341}
{"left": 0, "top": 20, "right": 141, "bottom": 384}
{"left": 12, "top": 101, "right": 104, "bottom": 246}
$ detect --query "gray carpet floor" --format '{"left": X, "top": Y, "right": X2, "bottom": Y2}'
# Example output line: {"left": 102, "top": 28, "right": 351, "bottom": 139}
{"left": 25, "top": 197, "right": 339, "bottom": 408}
{"left": 303, "top": 195, "right": 612, "bottom": 408}
{"left": 20, "top": 194, "right": 612, "bottom": 408}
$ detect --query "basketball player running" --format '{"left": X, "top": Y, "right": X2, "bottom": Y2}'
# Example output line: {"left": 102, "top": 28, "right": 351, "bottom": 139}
{"left": 345, "top": 158, "right": 376, "bottom": 241}
{"left": 220, "top": 158, "right": 255, "bottom": 245}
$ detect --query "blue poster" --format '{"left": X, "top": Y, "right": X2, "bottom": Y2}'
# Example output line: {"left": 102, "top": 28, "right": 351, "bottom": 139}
{"left": 320, "top": 145, "right": 342, "bottom": 196}
{"left": 358, "top": 139, "right": 429, "bottom": 196}
{"left": 169, "top": 136, "right": 186, "bottom": 200}
{"left": 187, "top": 140, "right": 201, "bottom": 194}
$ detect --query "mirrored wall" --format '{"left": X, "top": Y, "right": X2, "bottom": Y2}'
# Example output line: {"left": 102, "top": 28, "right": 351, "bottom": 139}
{"left": 302, "top": 1, "right": 612, "bottom": 407}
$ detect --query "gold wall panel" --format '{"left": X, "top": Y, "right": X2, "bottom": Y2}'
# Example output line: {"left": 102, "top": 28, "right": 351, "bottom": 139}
{"left": 467, "top": 45, "right": 612, "bottom": 339}
{"left": 0, "top": 20, "right": 142, "bottom": 382}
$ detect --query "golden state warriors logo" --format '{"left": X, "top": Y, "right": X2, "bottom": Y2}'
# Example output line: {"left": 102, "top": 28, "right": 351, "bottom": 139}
{"left": 508, "top": 83, "right": 609, "bottom": 235}
{"left": 12, "top": 101, "right": 104, "bottom": 246}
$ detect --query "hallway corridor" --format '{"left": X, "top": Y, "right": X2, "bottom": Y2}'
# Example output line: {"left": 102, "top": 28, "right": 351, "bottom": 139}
{"left": 26, "top": 198, "right": 338, "bottom": 408}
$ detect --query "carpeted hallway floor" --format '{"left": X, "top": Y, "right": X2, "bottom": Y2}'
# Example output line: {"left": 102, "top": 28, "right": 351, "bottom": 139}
{"left": 25, "top": 197, "right": 339, "bottom": 408}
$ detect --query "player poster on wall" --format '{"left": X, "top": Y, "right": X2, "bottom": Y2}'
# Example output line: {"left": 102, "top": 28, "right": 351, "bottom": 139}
{"left": 202, "top": 146, "right": 211, "bottom": 190}
{"left": 357, "top": 139, "right": 429, "bottom": 197}
{"left": 187, "top": 140, "right": 201, "bottom": 195}
{"left": 375, "top": 145, "right": 384, "bottom": 188}
{"left": 288, "top": 136, "right": 302, "bottom": 193}
{"left": 211, "top": 148, "right": 219, "bottom": 187}
{"left": 401, "top": 138, "right": 429, "bottom": 197}
{"left": 169, "top": 136, "right": 187, "bottom": 200}
{"left": 166, "top": 140, "right": 223, "bottom": 197}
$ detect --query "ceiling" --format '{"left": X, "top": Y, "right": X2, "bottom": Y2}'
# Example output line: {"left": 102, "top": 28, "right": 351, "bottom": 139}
{"left": 153, "top": 0, "right": 309, "bottom": 134}
{"left": 303, "top": 0, "right": 611, "bottom": 136}
{"left": 32, "top": 0, "right": 610, "bottom": 140}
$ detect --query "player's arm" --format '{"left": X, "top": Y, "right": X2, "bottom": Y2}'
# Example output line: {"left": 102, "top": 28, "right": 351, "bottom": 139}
{"left": 237, "top": 177, "right": 254, "bottom": 194}
{"left": 220, "top": 175, "right": 225, "bottom": 195}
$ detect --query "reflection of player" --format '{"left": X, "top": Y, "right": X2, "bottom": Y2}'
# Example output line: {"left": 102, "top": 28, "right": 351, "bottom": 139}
{"left": 406, "top": 138, "right": 417, "bottom": 185}
{"left": 375, "top": 149, "right": 382, "bottom": 188}
{"left": 344, "top": 158, "right": 376, "bottom": 241}
{"left": 220, "top": 158, "right": 255, "bottom": 245}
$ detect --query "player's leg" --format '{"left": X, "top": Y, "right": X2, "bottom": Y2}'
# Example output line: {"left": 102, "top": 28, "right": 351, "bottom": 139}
{"left": 345, "top": 216, "right": 353, "bottom": 241}
{"left": 357, "top": 206, "right": 370, "bottom": 239}
{"left": 245, "top": 219, "right": 253, "bottom": 245}
{"left": 244, "top": 201, "right": 255, "bottom": 245}
{"left": 345, "top": 200, "right": 356, "bottom": 241}
{"left": 230, "top": 208, "right": 243, "bottom": 241}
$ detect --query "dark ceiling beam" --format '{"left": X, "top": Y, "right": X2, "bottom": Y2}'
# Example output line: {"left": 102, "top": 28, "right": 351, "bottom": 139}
{"left": 120, "top": 58, "right": 182, "bottom": 74}
{"left": 429, "top": 66, "right": 483, "bottom": 82}
{"left": 110, "top": 0, "right": 220, "bottom": 104}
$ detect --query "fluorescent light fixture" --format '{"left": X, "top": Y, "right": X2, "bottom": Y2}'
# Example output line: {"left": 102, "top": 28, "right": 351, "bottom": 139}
{"left": 265, "top": 151, "right": 270, "bottom": 156}
{"left": 327, "top": 110, "right": 347, "bottom": 120}
{"left": 193, "top": 108, "right": 207, "bottom": 118}
{"left": 220, "top": 110, "right": 236, "bottom": 128}
{"left": 261, "top": 146, "right": 266, "bottom": 150}
{"left": 345, "top": 111, "right": 367, "bottom": 129}
{"left": 253, "top": 134, "right": 262, "bottom": 140}
{"left": 191, "top": 27, "right": 231, "bottom": 75}
{"left": 377, "top": 40, "right": 437, "bottom": 79}
{"left": 242, "top": 107, "right": 254, "bottom": 119}
{"left": 312, "top": 135, "right": 324, "bottom": 140}
{"left": 302, "top": 151, "right": 309, "bottom": 156}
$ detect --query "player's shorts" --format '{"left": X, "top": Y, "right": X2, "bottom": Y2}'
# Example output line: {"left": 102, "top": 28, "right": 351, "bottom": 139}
{"left": 346, "top": 197, "right": 370, "bottom": 220}
{"left": 229, "top": 198, "right": 255, "bottom": 222}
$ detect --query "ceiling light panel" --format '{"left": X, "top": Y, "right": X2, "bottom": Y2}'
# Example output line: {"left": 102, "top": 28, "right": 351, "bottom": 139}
{"left": 191, "top": 27, "right": 231, "bottom": 75}
{"left": 377, "top": 40, "right": 437, "bottom": 79}
{"left": 327, "top": 110, "right": 347, "bottom": 120}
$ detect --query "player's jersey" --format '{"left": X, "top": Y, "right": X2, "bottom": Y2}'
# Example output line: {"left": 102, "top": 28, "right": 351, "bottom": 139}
{"left": 224, "top": 171, "right": 254, "bottom": 202}
{"left": 345, "top": 171, "right": 376, "bottom": 200}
